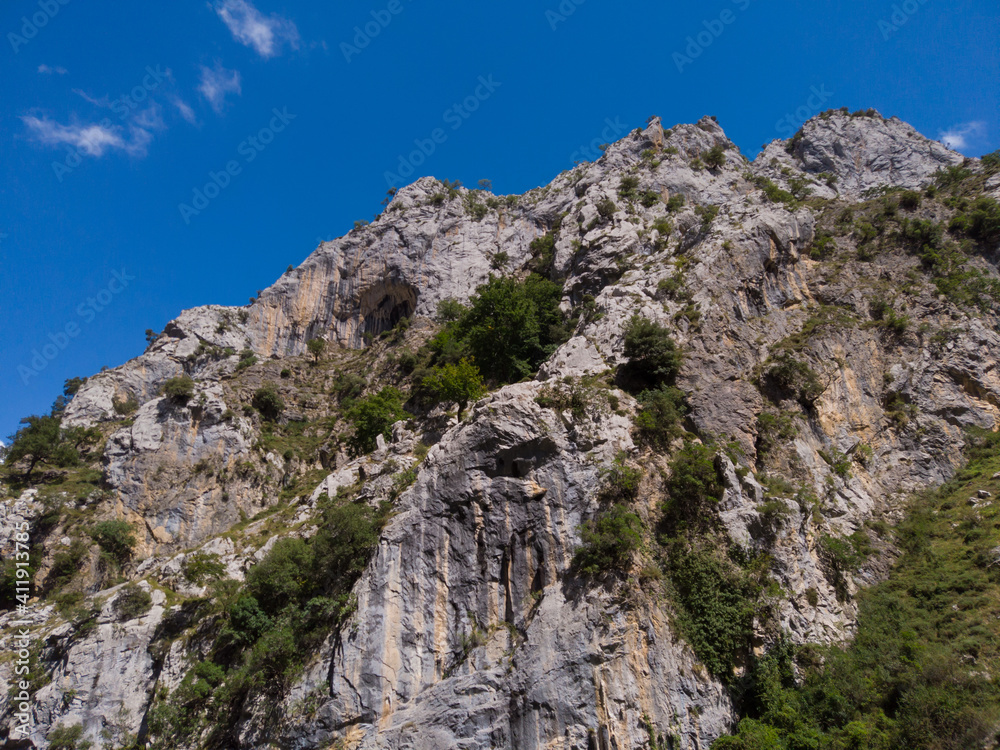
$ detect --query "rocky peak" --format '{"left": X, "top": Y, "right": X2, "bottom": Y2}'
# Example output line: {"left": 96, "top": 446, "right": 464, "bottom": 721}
{"left": 758, "top": 108, "right": 965, "bottom": 197}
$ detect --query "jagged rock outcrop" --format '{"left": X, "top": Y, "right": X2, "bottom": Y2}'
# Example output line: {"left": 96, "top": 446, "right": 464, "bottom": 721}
{"left": 4, "top": 109, "right": 998, "bottom": 750}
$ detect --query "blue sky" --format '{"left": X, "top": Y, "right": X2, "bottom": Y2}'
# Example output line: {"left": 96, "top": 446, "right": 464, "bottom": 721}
{"left": 1, "top": 0, "right": 998, "bottom": 438}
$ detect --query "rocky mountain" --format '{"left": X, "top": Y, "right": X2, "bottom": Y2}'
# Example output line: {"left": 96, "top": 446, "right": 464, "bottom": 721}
{"left": 3, "top": 109, "right": 1000, "bottom": 750}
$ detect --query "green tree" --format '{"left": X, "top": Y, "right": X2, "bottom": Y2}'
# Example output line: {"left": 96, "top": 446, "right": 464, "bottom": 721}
{"left": 306, "top": 337, "right": 326, "bottom": 363}
{"left": 421, "top": 358, "right": 486, "bottom": 420}
{"left": 346, "top": 387, "right": 408, "bottom": 456}
{"left": 252, "top": 384, "right": 284, "bottom": 422}
{"left": 620, "top": 316, "right": 682, "bottom": 392}
{"left": 457, "top": 274, "right": 566, "bottom": 384}
{"left": 245, "top": 537, "right": 315, "bottom": 615}
{"left": 6, "top": 415, "right": 79, "bottom": 479}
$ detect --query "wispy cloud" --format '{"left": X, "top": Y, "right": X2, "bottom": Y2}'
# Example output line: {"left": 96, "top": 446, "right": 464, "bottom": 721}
{"left": 171, "top": 96, "right": 198, "bottom": 125}
{"left": 198, "top": 63, "right": 242, "bottom": 114}
{"left": 21, "top": 116, "right": 152, "bottom": 157}
{"left": 939, "top": 121, "right": 986, "bottom": 151}
{"left": 214, "top": 0, "right": 299, "bottom": 58}
{"left": 73, "top": 89, "right": 112, "bottom": 108}
{"left": 38, "top": 64, "right": 67, "bottom": 75}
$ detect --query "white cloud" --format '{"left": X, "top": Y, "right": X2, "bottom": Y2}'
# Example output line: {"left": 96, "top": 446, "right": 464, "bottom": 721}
{"left": 198, "top": 63, "right": 242, "bottom": 113}
{"left": 171, "top": 96, "right": 198, "bottom": 125}
{"left": 73, "top": 89, "right": 113, "bottom": 108}
{"left": 22, "top": 116, "right": 153, "bottom": 157}
{"left": 38, "top": 64, "right": 68, "bottom": 75}
{"left": 214, "top": 0, "right": 299, "bottom": 58}
{"left": 939, "top": 121, "right": 986, "bottom": 151}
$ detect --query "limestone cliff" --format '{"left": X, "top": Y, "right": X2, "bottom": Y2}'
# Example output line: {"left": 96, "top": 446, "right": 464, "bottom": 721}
{"left": 4, "top": 109, "right": 999, "bottom": 749}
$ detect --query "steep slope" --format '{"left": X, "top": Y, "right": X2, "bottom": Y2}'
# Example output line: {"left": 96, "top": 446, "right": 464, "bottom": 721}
{"left": 2, "top": 110, "right": 1000, "bottom": 750}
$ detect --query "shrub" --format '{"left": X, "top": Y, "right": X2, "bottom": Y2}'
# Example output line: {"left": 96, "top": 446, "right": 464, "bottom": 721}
{"left": 183, "top": 552, "right": 226, "bottom": 585}
{"left": 225, "top": 595, "right": 272, "bottom": 647}
{"left": 251, "top": 384, "right": 284, "bottom": 422}
{"left": 331, "top": 372, "right": 365, "bottom": 402}
{"left": 312, "top": 501, "right": 386, "bottom": 592}
{"left": 573, "top": 504, "right": 645, "bottom": 578}
{"left": 89, "top": 520, "right": 137, "bottom": 566}
{"left": 764, "top": 353, "right": 824, "bottom": 406}
{"left": 112, "top": 396, "right": 139, "bottom": 416}
{"left": 662, "top": 443, "right": 724, "bottom": 535}
{"left": 421, "top": 358, "right": 485, "bottom": 420}
{"left": 48, "top": 724, "right": 91, "bottom": 750}
{"left": 633, "top": 387, "right": 687, "bottom": 449}
{"left": 599, "top": 452, "right": 643, "bottom": 503}
{"left": 436, "top": 299, "right": 466, "bottom": 323}
{"left": 949, "top": 196, "right": 1000, "bottom": 245}
{"left": 703, "top": 144, "right": 726, "bottom": 169}
{"left": 620, "top": 316, "right": 682, "bottom": 392}
{"left": 346, "top": 387, "right": 407, "bottom": 456}
{"left": 755, "top": 411, "right": 797, "bottom": 459}
{"left": 618, "top": 175, "right": 640, "bottom": 201}
{"left": 666, "top": 193, "right": 686, "bottom": 213}
{"left": 245, "top": 538, "right": 314, "bottom": 615}
{"left": 666, "top": 543, "right": 763, "bottom": 680}
{"left": 162, "top": 375, "right": 195, "bottom": 402}
{"left": 595, "top": 197, "right": 617, "bottom": 222}
{"left": 899, "top": 190, "right": 921, "bottom": 210}
{"left": 527, "top": 234, "right": 556, "bottom": 276}
{"left": 753, "top": 176, "right": 798, "bottom": 207}
{"left": 113, "top": 583, "right": 152, "bottom": 621}
{"left": 235, "top": 348, "right": 258, "bottom": 371}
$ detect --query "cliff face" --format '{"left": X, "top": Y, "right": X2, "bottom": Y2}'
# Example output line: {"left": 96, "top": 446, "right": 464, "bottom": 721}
{"left": 4, "top": 110, "right": 999, "bottom": 749}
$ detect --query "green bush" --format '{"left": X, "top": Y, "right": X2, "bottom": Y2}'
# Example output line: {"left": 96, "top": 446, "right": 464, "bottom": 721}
{"left": 113, "top": 583, "right": 153, "bottom": 621}
{"left": 48, "top": 724, "right": 91, "bottom": 750}
{"left": 666, "top": 542, "right": 764, "bottom": 681}
{"left": 225, "top": 595, "right": 272, "bottom": 647}
{"left": 599, "top": 452, "right": 643, "bottom": 503}
{"left": 346, "top": 387, "right": 407, "bottom": 456}
{"left": 666, "top": 193, "right": 686, "bottom": 213}
{"left": 235, "top": 348, "right": 258, "bottom": 371}
{"left": 756, "top": 411, "right": 797, "bottom": 459}
{"left": 183, "top": 552, "right": 226, "bottom": 585}
{"left": 89, "top": 520, "right": 137, "bottom": 566}
{"left": 112, "top": 395, "right": 139, "bottom": 416}
{"left": 633, "top": 387, "right": 687, "bottom": 449}
{"left": 618, "top": 175, "right": 640, "bottom": 201}
{"left": 662, "top": 443, "right": 724, "bottom": 535}
{"left": 251, "top": 384, "right": 284, "bottom": 422}
{"left": 620, "top": 316, "right": 682, "bottom": 392}
{"left": 703, "top": 144, "right": 726, "bottom": 169}
{"left": 162, "top": 375, "right": 195, "bottom": 402}
{"left": 764, "top": 353, "right": 824, "bottom": 406}
{"left": 596, "top": 197, "right": 617, "bottom": 222}
{"left": 245, "top": 537, "right": 314, "bottom": 615}
{"left": 949, "top": 196, "right": 1000, "bottom": 245}
{"left": 899, "top": 190, "right": 922, "bottom": 210}
{"left": 573, "top": 504, "right": 645, "bottom": 578}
